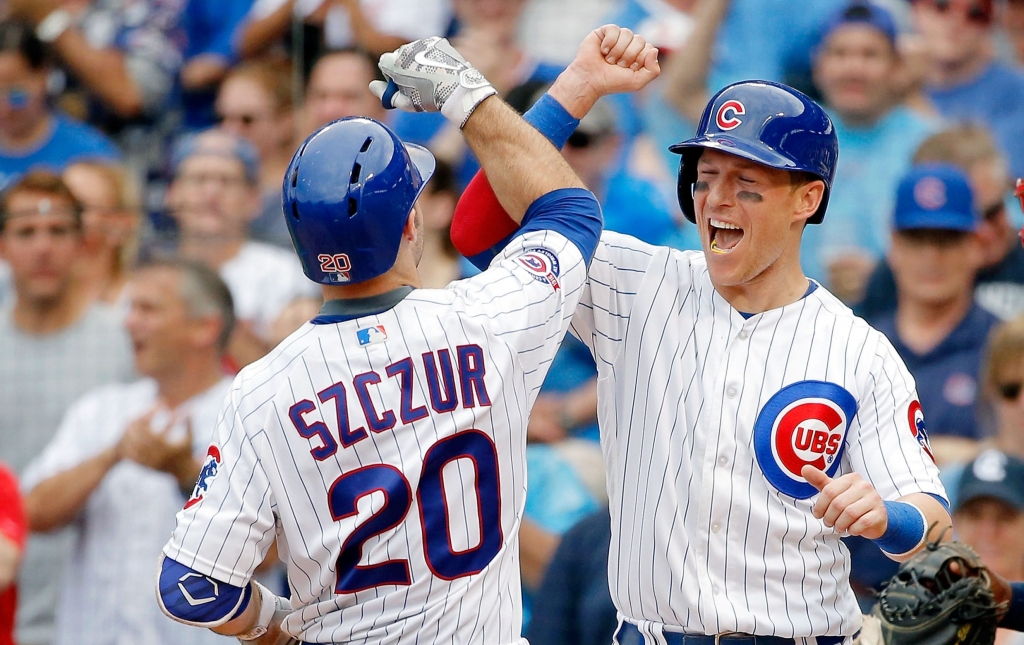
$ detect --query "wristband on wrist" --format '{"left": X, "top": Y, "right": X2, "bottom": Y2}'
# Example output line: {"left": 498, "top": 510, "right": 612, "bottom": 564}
{"left": 872, "top": 500, "right": 927, "bottom": 557}
{"left": 35, "top": 9, "right": 73, "bottom": 43}
{"left": 235, "top": 581, "right": 278, "bottom": 641}
{"left": 523, "top": 94, "right": 581, "bottom": 149}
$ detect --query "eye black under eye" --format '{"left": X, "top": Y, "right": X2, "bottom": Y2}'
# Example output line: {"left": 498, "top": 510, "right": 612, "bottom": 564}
{"left": 693, "top": 181, "right": 709, "bottom": 192}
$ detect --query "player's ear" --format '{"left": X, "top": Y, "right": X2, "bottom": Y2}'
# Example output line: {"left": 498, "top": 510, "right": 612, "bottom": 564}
{"left": 792, "top": 179, "right": 825, "bottom": 225}
{"left": 404, "top": 206, "right": 422, "bottom": 242}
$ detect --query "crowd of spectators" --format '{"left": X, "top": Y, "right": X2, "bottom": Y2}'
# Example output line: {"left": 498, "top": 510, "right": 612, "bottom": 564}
{"left": 0, "top": 0, "right": 1023, "bottom": 644}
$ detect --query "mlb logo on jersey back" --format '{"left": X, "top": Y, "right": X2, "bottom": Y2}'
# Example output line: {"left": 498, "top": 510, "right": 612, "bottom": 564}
{"left": 516, "top": 248, "right": 560, "bottom": 290}
{"left": 753, "top": 381, "right": 858, "bottom": 499}
{"left": 357, "top": 325, "right": 387, "bottom": 346}
{"left": 184, "top": 445, "right": 221, "bottom": 509}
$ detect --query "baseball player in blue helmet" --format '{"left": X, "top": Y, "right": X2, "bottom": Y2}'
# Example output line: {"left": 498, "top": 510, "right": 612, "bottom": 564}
{"left": 451, "top": 37, "right": 952, "bottom": 645}
{"left": 282, "top": 117, "right": 436, "bottom": 285}
{"left": 157, "top": 28, "right": 661, "bottom": 645}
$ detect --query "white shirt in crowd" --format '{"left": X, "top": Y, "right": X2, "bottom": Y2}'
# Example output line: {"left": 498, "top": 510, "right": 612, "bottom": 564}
{"left": 23, "top": 377, "right": 233, "bottom": 645}
{"left": 246, "top": 0, "right": 451, "bottom": 50}
{"left": 219, "top": 241, "right": 320, "bottom": 337}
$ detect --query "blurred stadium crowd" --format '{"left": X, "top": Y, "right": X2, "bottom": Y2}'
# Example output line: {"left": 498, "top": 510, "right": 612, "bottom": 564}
{"left": 1, "top": 0, "right": 1024, "bottom": 644}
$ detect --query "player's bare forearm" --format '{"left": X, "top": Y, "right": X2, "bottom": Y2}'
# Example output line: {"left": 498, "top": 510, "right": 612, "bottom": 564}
{"left": 24, "top": 445, "right": 120, "bottom": 532}
{"left": 211, "top": 588, "right": 260, "bottom": 636}
{"left": 461, "top": 96, "right": 585, "bottom": 223}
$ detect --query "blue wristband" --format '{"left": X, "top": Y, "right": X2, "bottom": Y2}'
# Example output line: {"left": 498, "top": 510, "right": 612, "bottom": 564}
{"left": 872, "top": 500, "right": 926, "bottom": 556}
{"left": 524, "top": 93, "right": 580, "bottom": 149}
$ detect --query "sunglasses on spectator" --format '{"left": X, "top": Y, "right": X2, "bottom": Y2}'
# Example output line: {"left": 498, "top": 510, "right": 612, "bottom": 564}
{"left": 912, "top": 0, "right": 993, "bottom": 24}
{"left": 216, "top": 112, "right": 268, "bottom": 127}
{"left": 982, "top": 201, "right": 1005, "bottom": 221}
{"left": 999, "top": 381, "right": 1024, "bottom": 401}
{"left": 0, "top": 87, "right": 31, "bottom": 109}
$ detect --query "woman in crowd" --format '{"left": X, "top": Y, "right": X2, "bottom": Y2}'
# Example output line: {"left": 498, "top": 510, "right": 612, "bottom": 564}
{"left": 63, "top": 161, "right": 140, "bottom": 307}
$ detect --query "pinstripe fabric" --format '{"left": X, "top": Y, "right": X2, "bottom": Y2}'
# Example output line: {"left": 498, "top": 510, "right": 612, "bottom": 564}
{"left": 570, "top": 232, "right": 947, "bottom": 639}
{"left": 162, "top": 230, "right": 585, "bottom": 645}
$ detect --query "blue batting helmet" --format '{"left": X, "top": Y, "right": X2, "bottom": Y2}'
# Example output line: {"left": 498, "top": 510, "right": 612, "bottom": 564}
{"left": 283, "top": 117, "right": 435, "bottom": 285}
{"left": 669, "top": 80, "right": 838, "bottom": 225}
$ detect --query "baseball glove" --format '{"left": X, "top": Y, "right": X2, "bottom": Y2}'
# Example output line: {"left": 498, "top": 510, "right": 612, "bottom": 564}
{"left": 871, "top": 539, "right": 1004, "bottom": 645}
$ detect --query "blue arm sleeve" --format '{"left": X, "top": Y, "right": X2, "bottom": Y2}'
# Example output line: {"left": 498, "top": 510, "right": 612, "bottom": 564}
{"left": 1001, "top": 582, "right": 1024, "bottom": 632}
{"left": 157, "top": 554, "right": 251, "bottom": 627}
{"left": 517, "top": 188, "right": 602, "bottom": 266}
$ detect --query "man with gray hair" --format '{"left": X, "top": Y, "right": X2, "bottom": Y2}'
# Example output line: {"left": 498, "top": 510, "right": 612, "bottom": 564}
{"left": 20, "top": 259, "right": 236, "bottom": 645}
{"left": 165, "top": 129, "right": 319, "bottom": 366}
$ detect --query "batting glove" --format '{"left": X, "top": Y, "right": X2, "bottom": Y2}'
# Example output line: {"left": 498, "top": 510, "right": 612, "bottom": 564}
{"left": 235, "top": 581, "right": 298, "bottom": 645}
{"left": 369, "top": 36, "right": 497, "bottom": 129}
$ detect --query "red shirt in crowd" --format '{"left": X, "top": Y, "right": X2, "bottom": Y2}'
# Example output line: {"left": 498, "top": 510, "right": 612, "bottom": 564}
{"left": 0, "top": 463, "right": 26, "bottom": 645}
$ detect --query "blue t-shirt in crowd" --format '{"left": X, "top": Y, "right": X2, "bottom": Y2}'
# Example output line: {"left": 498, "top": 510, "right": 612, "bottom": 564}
{"left": 870, "top": 304, "right": 1000, "bottom": 440}
{"left": 0, "top": 113, "right": 121, "bottom": 191}
{"left": 540, "top": 337, "right": 599, "bottom": 441}
{"left": 180, "top": 0, "right": 254, "bottom": 129}
{"left": 525, "top": 509, "right": 617, "bottom": 645}
{"left": 801, "top": 107, "right": 937, "bottom": 284}
{"left": 927, "top": 61, "right": 1024, "bottom": 179}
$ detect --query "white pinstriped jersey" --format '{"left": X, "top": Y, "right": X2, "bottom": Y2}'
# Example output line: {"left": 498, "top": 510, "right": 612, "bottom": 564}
{"left": 570, "top": 232, "right": 946, "bottom": 639}
{"left": 163, "top": 229, "right": 586, "bottom": 645}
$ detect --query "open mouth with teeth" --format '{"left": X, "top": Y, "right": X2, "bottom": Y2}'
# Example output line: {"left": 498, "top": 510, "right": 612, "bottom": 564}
{"left": 709, "top": 218, "right": 744, "bottom": 254}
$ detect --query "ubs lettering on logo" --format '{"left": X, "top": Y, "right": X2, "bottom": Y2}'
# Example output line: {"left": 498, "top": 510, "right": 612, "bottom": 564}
{"left": 753, "top": 381, "right": 858, "bottom": 499}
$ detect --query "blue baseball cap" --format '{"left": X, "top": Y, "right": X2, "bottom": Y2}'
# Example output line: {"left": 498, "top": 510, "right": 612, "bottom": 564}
{"left": 171, "top": 129, "right": 261, "bottom": 185}
{"left": 893, "top": 164, "right": 978, "bottom": 232}
{"left": 818, "top": 1, "right": 899, "bottom": 50}
{"left": 955, "top": 449, "right": 1024, "bottom": 513}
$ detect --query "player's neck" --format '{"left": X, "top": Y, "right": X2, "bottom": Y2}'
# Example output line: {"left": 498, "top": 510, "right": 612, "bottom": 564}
{"left": 321, "top": 263, "right": 421, "bottom": 301}
{"left": 713, "top": 257, "right": 810, "bottom": 315}
{"left": 894, "top": 291, "right": 973, "bottom": 355}
{"left": 155, "top": 355, "right": 225, "bottom": 409}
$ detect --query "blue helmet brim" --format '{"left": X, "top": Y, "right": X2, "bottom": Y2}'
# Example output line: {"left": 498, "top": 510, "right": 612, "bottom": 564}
{"left": 406, "top": 142, "right": 436, "bottom": 188}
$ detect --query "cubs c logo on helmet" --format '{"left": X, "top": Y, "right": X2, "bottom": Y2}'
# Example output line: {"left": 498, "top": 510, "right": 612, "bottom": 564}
{"left": 907, "top": 400, "right": 935, "bottom": 462}
{"left": 753, "top": 381, "right": 858, "bottom": 499}
{"left": 184, "top": 445, "right": 221, "bottom": 509}
{"left": 715, "top": 100, "right": 745, "bottom": 131}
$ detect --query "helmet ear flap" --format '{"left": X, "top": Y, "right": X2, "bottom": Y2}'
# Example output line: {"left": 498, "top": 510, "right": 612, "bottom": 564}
{"left": 677, "top": 149, "right": 701, "bottom": 223}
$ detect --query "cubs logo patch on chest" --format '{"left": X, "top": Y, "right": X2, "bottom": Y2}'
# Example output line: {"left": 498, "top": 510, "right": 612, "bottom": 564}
{"left": 753, "top": 381, "right": 858, "bottom": 499}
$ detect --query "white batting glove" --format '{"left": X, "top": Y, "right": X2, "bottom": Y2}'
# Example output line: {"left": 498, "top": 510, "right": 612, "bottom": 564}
{"left": 369, "top": 36, "right": 497, "bottom": 129}
{"left": 235, "top": 581, "right": 297, "bottom": 645}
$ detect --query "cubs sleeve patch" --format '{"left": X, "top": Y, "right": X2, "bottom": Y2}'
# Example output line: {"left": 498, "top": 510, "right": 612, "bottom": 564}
{"left": 184, "top": 445, "right": 221, "bottom": 509}
{"left": 907, "top": 400, "right": 934, "bottom": 463}
{"left": 753, "top": 380, "right": 858, "bottom": 499}
{"left": 515, "top": 248, "right": 560, "bottom": 290}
